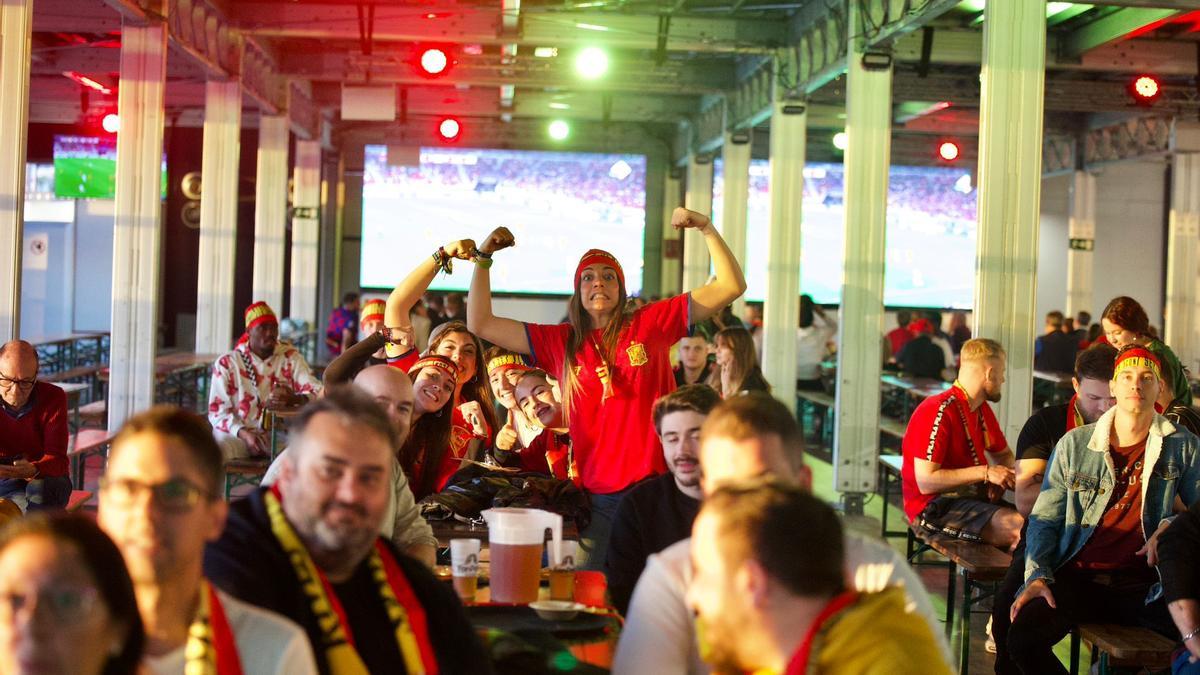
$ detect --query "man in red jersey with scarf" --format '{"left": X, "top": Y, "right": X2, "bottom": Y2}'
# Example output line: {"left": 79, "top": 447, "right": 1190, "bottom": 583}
{"left": 900, "top": 338, "right": 1024, "bottom": 552}
{"left": 205, "top": 388, "right": 488, "bottom": 675}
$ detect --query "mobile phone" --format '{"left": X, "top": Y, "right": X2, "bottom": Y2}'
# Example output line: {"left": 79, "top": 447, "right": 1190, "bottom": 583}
{"left": 0, "top": 456, "right": 17, "bottom": 466}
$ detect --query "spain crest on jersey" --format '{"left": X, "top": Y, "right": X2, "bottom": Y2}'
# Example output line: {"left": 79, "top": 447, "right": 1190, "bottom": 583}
{"left": 626, "top": 341, "right": 648, "bottom": 367}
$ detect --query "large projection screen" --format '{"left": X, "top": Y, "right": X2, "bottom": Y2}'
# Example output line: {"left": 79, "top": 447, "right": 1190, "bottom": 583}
{"left": 713, "top": 159, "right": 978, "bottom": 309}
{"left": 361, "top": 146, "right": 647, "bottom": 295}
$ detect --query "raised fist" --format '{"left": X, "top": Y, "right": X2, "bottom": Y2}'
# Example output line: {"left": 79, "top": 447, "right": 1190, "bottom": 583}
{"left": 670, "top": 207, "right": 711, "bottom": 232}
{"left": 479, "top": 227, "right": 516, "bottom": 255}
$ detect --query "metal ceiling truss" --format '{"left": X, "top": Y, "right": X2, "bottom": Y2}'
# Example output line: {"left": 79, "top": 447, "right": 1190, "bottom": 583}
{"left": 1043, "top": 116, "right": 1173, "bottom": 176}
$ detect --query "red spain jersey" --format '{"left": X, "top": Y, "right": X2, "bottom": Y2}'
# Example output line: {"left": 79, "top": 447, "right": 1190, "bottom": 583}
{"left": 900, "top": 384, "right": 1007, "bottom": 522}
{"left": 525, "top": 294, "right": 692, "bottom": 494}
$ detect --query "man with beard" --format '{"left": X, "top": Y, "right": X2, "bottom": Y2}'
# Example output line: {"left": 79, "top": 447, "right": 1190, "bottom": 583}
{"left": 991, "top": 344, "right": 1116, "bottom": 672}
{"left": 606, "top": 384, "right": 719, "bottom": 614}
{"left": 98, "top": 406, "right": 316, "bottom": 674}
{"left": 204, "top": 388, "right": 489, "bottom": 674}
{"left": 901, "top": 338, "right": 1023, "bottom": 551}
{"left": 261, "top": 365, "right": 437, "bottom": 568}
{"left": 687, "top": 482, "right": 949, "bottom": 675}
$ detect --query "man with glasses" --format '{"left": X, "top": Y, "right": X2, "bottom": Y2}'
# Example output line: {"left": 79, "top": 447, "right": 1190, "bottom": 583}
{"left": 98, "top": 405, "right": 316, "bottom": 674}
{"left": 0, "top": 340, "right": 71, "bottom": 511}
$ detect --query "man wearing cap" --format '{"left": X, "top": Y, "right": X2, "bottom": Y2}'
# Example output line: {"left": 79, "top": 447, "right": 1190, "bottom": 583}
{"left": 208, "top": 302, "right": 323, "bottom": 460}
{"left": 1006, "top": 345, "right": 1200, "bottom": 673}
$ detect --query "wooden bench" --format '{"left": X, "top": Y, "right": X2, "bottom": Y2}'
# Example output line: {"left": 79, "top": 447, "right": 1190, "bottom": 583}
{"left": 877, "top": 454, "right": 906, "bottom": 539}
{"left": 43, "top": 364, "right": 102, "bottom": 384}
{"left": 1069, "top": 624, "right": 1176, "bottom": 675}
{"left": 67, "top": 429, "right": 113, "bottom": 490}
{"left": 879, "top": 417, "right": 907, "bottom": 439}
{"left": 223, "top": 459, "right": 270, "bottom": 500}
{"left": 906, "top": 527, "right": 1012, "bottom": 674}
{"left": 78, "top": 400, "right": 107, "bottom": 428}
{"left": 66, "top": 490, "right": 94, "bottom": 512}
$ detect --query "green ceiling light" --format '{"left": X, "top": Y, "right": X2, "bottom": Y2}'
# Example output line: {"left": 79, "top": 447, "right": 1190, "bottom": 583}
{"left": 548, "top": 120, "right": 571, "bottom": 141}
{"left": 832, "top": 131, "right": 848, "bottom": 151}
{"left": 575, "top": 47, "right": 609, "bottom": 80}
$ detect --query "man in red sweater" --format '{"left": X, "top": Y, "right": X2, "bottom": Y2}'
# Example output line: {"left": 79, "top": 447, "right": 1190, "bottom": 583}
{"left": 0, "top": 341, "right": 70, "bottom": 510}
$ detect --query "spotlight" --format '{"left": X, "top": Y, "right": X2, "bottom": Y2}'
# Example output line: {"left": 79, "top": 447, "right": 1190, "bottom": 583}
{"left": 102, "top": 113, "right": 119, "bottom": 133}
{"left": 548, "top": 120, "right": 570, "bottom": 141}
{"left": 832, "top": 131, "right": 848, "bottom": 151}
{"left": 575, "top": 47, "right": 609, "bottom": 80}
{"left": 938, "top": 141, "right": 960, "bottom": 162}
{"left": 1130, "top": 74, "right": 1161, "bottom": 105}
{"left": 414, "top": 46, "right": 454, "bottom": 78}
{"left": 437, "top": 117, "right": 461, "bottom": 142}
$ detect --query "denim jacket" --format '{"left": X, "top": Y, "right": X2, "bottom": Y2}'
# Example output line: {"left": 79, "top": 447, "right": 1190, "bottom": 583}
{"left": 1022, "top": 407, "right": 1200, "bottom": 602}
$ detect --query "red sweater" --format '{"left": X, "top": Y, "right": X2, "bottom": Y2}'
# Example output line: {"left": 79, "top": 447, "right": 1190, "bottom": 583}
{"left": 0, "top": 383, "right": 69, "bottom": 478}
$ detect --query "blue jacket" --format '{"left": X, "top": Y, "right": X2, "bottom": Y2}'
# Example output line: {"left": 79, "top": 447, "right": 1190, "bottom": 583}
{"left": 1023, "top": 407, "right": 1200, "bottom": 602}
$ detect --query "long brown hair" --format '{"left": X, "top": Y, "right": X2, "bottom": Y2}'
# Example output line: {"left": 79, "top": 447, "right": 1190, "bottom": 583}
{"left": 1101, "top": 296, "right": 1152, "bottom": 337}
{"left": 427, "top": 321, "right": 500, "bottom": 443}
{"left": 562, "top": 276, "right": 630, "bottom": 425}
{"left": 709, "top": 327, "right": 768, "bottom": 396}
{"left": 400, "top": 365, "right": 456, "bottom": 499}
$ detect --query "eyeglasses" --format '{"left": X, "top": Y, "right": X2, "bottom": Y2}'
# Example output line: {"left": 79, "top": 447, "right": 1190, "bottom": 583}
{"left": 0, "top": 586, "right": 99, "bottom": 624}
{"left": 0, "top": 374, "right": 36, "bottom": 390}
{"left": 98, "top": 477, "right": 213, "bottom": 511}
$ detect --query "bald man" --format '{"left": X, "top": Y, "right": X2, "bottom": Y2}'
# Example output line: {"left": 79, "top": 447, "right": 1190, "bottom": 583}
{"left": 261, "top": 365, "right": 437, "bottom": 567}
{"left": 0, "top": 340, "right": 71, "bottom": 510}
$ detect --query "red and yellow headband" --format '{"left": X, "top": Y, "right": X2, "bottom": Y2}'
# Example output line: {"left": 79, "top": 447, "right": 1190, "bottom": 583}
{"left": 360, "top": 299, "right": 386, "bottom": 324}
{"left": 487, "top": 353, "right": 533, "bottom": 375}
{"left": 1113, "top": 347, "right": 1162, "bottom": 381}
{"left": 244, "top": 301, "right": 277, "bottom": 332}
{"left": 575, "top": 249, "right": 625, "bottom": 290}
{"left": 407, "top": 354, "right": 458, "bottom": 386}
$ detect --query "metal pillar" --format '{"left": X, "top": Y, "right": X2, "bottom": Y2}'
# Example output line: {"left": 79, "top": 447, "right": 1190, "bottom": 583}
{"left": 1065, "top": 170, "right": 1096, "bottom": 320}
{"left": 194, "top": 80, "right": 242, "bottom": 354}
{"left": 682, "top": 156, "right": 713, "bottom": 292}
{"left": 289, "top": 140, "right": 321, "bottom": 328}
{"left": 0, "top": 0, "right": 32, "bottom": 341}
{"left": 973, "top": 0, "right": 1046, "bottom": 442}
{"left": 1165, "top": 154, "right": 1200, "bottom": 370}
{"left": 721, "top": 132, "right": 752, "bottom": 320}
{"left": 660, "top": 169, "right": 682, "bottom": 296}
{"left": 761, "top": 94, "right": 806, "bottom": 407}
{"left": 108, "top": 20, "right": 168, "bottom": 431}
{"left": 833, "top": 14, "right": 894, "bottom": 509}
{"left": 253, "top": 114, "right": 289, "bottom": 312}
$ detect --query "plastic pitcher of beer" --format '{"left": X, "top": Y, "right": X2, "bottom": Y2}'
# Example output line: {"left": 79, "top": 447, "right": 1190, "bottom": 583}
{"left": 481, "top": 508, "right": 562, "bottom": 604}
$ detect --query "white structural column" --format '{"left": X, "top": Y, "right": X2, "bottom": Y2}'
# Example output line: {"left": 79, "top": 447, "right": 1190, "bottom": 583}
{"left": 1065, "top": 170, "right": 1096, "bottom": 319}
{"left": 289, "top": 140, "right": 321, "bottom": 327}
{"left": 108, "top": 20, "right": 168, "bottom": 431}
{"left": 194, "top": 80, "right": 242, "bottom": 354}
{"left": 0, "top": 0, "right": 33, "bottom": 341}
{"left": 833, "top": 13, "right": 893, "bottom": 505}
{"left": 760, "top": 94, "right": 806, "bottom": 406}
{"left": 660, "top": 169, "right": 682, "bottom": 295}
{"left": 1165, "top": 154, "right": 1200, "bottom": 370}
{"left": 720, "top": 132, "right": 752, "bottom": 318}
{"left": 253, "top": 115, "right": 289, "bottom": 311}
{"left": 682, "top": 156, "right": 713, "bottom": 292}
{"left": 973, "top": 0, "right": 1046, "bottom": 442}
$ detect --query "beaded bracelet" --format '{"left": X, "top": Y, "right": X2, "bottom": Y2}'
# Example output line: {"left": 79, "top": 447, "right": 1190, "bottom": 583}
{"left": 432, "top": 247, "right": 453, "bottom": 274}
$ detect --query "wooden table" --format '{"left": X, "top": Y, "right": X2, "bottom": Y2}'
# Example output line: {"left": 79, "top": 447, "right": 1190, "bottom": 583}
{"left": 100, "top": 352, "right": 218, "bottom": 411}
{"left": 29, "top": 332, "right": 109, "bottom": 374}
{"left": 881, "top": 374, "right": 950, "bottom": 419}
{"left": 1034, "top": 369, "right": 1074, "bottom": 405}
{"left": 264, "top": 406, "right": 304, "bottom": 461}
{"left": 50, "top": 382, "right": 89, "bottom": 431}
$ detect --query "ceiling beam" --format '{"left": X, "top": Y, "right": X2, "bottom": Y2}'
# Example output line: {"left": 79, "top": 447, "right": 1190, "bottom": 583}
{"left": 1059, "top": 7, "right": 1182, "bottom": 58}
{"left": 231, "top": 4, "right": 786, "bottom": 53}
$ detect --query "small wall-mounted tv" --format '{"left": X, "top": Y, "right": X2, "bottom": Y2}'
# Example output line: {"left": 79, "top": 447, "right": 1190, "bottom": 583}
{"left": 53, "top": 135, "right": 166, "bottom": 199}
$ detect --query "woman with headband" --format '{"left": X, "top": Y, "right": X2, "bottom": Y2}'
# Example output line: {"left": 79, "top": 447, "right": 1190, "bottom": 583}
{"left": 467, "top": 207, "right": 747, "bottom": 567}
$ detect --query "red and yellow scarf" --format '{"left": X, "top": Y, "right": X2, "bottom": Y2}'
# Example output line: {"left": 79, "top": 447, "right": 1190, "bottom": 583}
{"left": 264, "top": 486, "right": 438, "bottom": 675}
{"left": 185, "top": 579, "right": 243, "bottom": 675}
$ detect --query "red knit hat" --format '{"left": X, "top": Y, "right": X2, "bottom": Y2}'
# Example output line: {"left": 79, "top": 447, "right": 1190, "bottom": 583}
{"left": 574, "top": 249, "right": 624, "bottom": 290}
{"left": 908, "top": 318, "right": 934, "bottom": 335}
{"left": 360, "top": 299, "right": 386, "bottom": 324}
{"left": 244, "top": 302, "right": 277, "bottom": 332}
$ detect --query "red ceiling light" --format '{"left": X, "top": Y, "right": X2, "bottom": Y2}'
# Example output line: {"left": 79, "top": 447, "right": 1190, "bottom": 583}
{"left": 101, "top": 113, "right": 120, "bottom": 133}
{"left": 437, "top": 117, "right": 462, "bottom": 142}
{"left": 938, "top": 140, "right": 960, "bottom": 162}
{"left": 1130, "top": 75, "right": 1161, "bottom": 105}
{"left": 417, "top": 47, "right": 451, "bottom": 77}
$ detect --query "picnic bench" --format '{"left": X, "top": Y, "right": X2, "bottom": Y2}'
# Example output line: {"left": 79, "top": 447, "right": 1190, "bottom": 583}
{"left": 796, "top": 389, "right": 835, "bottom": 448}
{"left": 223, "top": 458, "right": 270, "bottom": 500}
{"left": 67, "top": 428, "right": 113, "bottom": 490}
{"left": 1069, "top": 623, "right": 1177, "bottom": 675}
{"left": 906, "top": 524, "right": 1012, "bottom": 673}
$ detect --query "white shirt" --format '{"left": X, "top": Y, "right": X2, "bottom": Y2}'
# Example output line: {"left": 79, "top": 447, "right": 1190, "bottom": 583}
{"left": 263, "top": 451, "right": 437, "bottom": 552}
{"left": 796, "top": 315, "right": 837, "bottom": 381}
{"left": 611, "top": 531, "right": 953, "bottom": 674}
{"left": 143, "top": 588, "right": 317, "bottom": 675}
